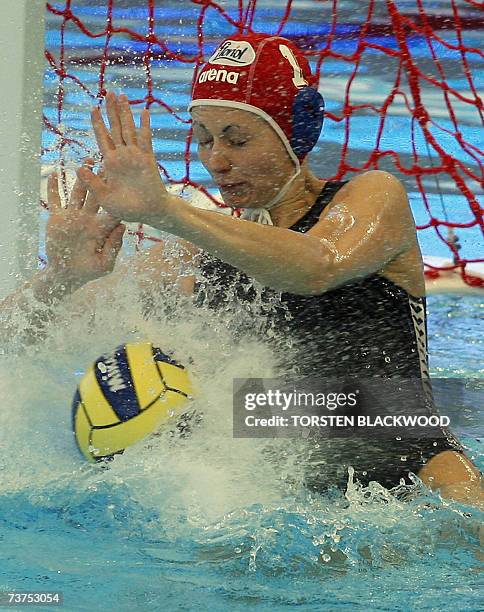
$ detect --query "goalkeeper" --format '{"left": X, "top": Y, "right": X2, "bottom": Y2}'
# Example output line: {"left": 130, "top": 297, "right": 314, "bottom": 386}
{"left": 1, "top": 33, "right": 481, "bottom": 507}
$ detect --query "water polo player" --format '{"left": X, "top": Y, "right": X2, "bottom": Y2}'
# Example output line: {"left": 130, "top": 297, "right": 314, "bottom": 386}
{"left": 2, "top": 33, "right": 481, "bottom": 505}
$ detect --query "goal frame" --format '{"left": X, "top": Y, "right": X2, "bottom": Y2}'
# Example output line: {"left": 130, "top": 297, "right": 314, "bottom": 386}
{"left": 0, "top": 0, "right": 45, "bottom": 297}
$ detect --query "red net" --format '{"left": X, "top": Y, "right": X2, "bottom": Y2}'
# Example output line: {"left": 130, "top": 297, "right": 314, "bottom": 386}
{"left": 43, "top": 0, "right": 483, "bottom": 287}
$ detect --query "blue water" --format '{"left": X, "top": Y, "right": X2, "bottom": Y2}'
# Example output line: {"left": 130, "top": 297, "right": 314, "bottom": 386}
{"left": 0, "top": 292, "right": 482, "bottom": 611}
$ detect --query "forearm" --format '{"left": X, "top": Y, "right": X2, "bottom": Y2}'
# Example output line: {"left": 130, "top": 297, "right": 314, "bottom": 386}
{"left": 418, "top": 450, "right": 483, "bottom": 510}
{"left": 0, "top": 269, "right": 81, "bottom": 348}
{"left": 149, "top": 197, "right": 332, "bottom": 295}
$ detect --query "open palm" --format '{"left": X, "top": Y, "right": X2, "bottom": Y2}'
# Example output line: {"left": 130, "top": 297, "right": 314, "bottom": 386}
{"left": 77, "top": 92, "right": 169, "bottom": 223}
{"left": 46, "top": 163, "right": 125, "bottom": 288}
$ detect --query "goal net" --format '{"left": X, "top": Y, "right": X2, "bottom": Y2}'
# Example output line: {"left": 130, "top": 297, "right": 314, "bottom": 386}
{"left": 43, "top": 0, "right": 483, "bottom": 287}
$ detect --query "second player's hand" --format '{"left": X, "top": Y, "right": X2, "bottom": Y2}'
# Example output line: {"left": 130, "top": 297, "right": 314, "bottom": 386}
{"left": 46, "top": 162, "right": 126, "bottom": 290}
{"left": 78, "top": 93, "right": 173, "bottom": 225}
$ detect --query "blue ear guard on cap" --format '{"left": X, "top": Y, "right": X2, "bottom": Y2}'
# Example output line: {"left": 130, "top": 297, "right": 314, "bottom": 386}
{"left": 290, "top": 87, "right": 325, "bottom": 159}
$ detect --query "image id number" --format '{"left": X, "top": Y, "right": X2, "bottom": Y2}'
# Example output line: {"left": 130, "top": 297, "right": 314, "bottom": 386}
{"left": 0, "top": 592, "right": 63, "bottom": 606}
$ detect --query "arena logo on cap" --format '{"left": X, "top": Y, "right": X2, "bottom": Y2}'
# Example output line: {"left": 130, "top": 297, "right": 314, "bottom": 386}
{"left": 198, "top": 68, "right": 240, "bottom": 84}
{"left": 209, "top": 40, "right": 256, "bottom": 66}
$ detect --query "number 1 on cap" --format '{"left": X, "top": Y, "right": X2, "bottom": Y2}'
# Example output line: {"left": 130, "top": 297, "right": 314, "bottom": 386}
{"left": 279, "top": 44, "right": 309, "bottom": 88}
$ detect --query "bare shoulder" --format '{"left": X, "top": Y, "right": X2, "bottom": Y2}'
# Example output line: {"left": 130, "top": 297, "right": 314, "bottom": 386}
{"left": 312, "top": 170, "right": 425, "bottom": 295}
{"left": 318, "top": 170, "right": 416, "bottom": 246}
{"left": 349, "top": 172, "right": 424, "bottom": 295}
{"left": 332, "top": 170, "right": 409, "bottom": 211}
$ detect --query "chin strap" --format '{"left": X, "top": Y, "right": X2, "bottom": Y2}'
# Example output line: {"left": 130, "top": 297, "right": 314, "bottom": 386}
{"left": 238, "top": 162, "right": 302, "bottom": 226}
{"left": 239, "top": 207, "right": 274, "bottom": 225}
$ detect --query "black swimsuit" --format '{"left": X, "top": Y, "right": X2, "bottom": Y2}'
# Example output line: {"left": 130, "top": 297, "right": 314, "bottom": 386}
{"left": 194, "top": 181, "right": 466, "bottom": 492}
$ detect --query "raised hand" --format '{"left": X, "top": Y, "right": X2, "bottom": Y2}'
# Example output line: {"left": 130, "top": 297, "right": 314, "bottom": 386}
{"left": 77, "top": 92, "right": 171, "bottom": 224}
{"left": 46, "top": 161, "right": 126, "bottom": 289}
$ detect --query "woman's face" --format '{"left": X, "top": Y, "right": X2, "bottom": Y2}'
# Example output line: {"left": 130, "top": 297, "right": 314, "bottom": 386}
{"left": 191, "top": 107, "right": 296, "bottom": 208}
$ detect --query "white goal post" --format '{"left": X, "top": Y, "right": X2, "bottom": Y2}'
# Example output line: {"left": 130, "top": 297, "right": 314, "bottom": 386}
{"left": 0, "top": 0, "right": 45, "bottom": 298}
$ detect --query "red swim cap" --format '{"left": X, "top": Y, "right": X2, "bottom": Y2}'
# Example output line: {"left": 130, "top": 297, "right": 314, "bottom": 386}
{"left": 188, "top": 32, "right": 324, "bottom": 163}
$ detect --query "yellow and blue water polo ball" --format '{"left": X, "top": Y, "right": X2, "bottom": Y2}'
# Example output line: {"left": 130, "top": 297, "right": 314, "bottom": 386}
{"left": 72, "top": 341, "right": 193, "bottom": 462}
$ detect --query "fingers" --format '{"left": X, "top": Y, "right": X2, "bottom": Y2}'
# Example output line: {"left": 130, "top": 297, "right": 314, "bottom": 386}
{"left": 97, "top": 211, "right": 122, "bottom": 235}
{"left": 91, "top": 106, "right": 116, "bottom": 158}
{"left": 47, "top": 172, "right": 61, "bottom": 211}
{"left": 70, "top": 159, "right": 93, "bottom": 210}
{"left": 76, "top": 166, "right": 109, "bottom": 203}
{"left": 106, "top": 92, "right": 125, "bottom": 147}
{"left": 139, "top": 109, "right": 154, "bottom": 154}
{"left": 118, "top": 94, "right": 138, "bottom": 146}
{"left": 93, "top": 92, "right": 148, "bottom": 157}
{"left": 101, "top": 223, "right": 126, "bottom": 268}
{"left": 92, "top": 212, "right": 122, "bottom": 251}
{"left": 84, "top": 189, "right": 100, "bottom": 215}
{"left": 69, "top": 178, "right": 88, "bottom": 211}
{"left": 83, "top": 167, "right": 106, "bottom": 215}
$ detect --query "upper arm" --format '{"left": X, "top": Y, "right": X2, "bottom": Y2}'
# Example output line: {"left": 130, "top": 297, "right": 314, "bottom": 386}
{"left": 307, "top": 171, "right": 415, "bottom": 291}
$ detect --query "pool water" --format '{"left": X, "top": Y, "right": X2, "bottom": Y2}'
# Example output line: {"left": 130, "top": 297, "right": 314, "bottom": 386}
{"left": 0, "top": 288, "right": 482, "bottom": 611}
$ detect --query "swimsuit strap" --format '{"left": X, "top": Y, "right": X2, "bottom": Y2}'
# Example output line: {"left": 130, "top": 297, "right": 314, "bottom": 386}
{"left": 289, "top": 180, "right": 348, "bottom": 233}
